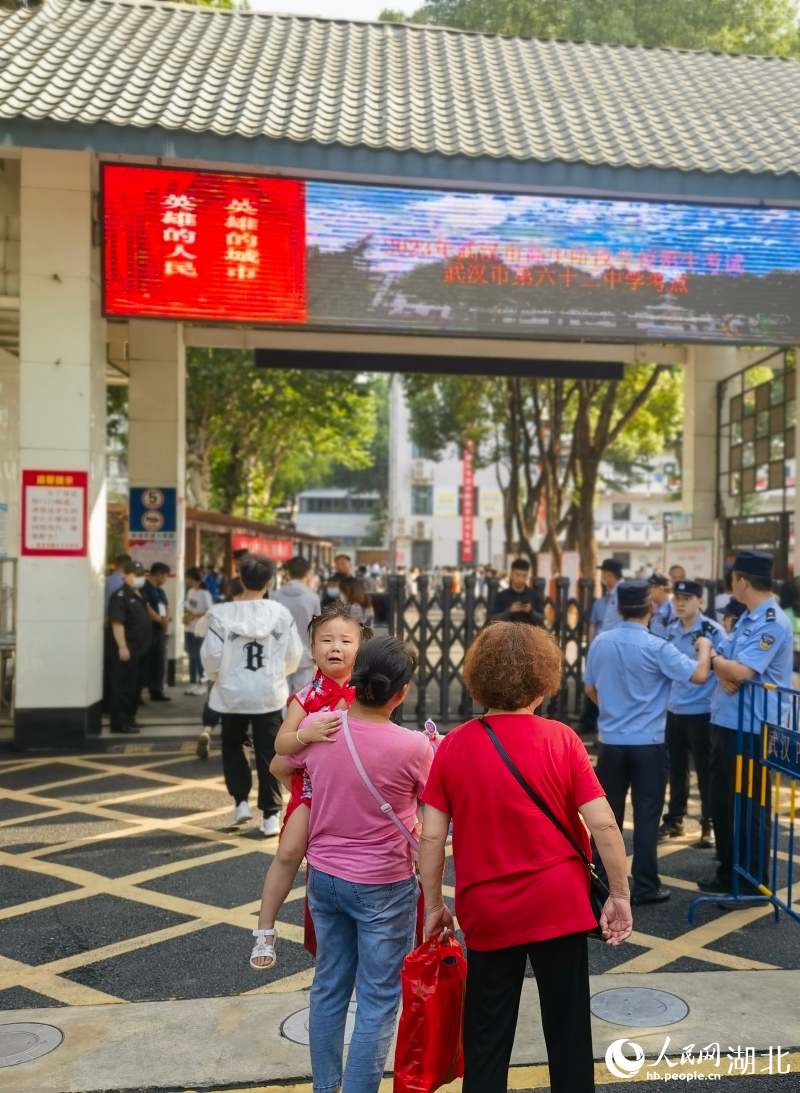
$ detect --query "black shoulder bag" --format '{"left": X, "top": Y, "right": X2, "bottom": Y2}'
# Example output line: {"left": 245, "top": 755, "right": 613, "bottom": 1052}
{"left": 479, "top": 716, "right": 609, "bottom": 939}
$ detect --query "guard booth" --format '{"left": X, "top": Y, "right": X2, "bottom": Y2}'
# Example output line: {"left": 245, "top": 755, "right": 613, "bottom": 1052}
{"left": 1, "top": 0, "right": 800, "bottom": 745}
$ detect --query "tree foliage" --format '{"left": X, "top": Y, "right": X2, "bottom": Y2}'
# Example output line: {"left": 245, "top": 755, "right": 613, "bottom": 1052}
{"left": 185, "top": 350, "right": 377, "bottom": 520}
{"left": 403, "top": 366, "right": 683, "bottom": 574}
{"left": 380, "top": 0, "right": 800, "bottom": 55}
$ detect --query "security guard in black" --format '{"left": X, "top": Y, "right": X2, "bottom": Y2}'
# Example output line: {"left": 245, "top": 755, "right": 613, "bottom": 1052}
{"left": 108, "top": 561, "right": 152, "bottom": 734}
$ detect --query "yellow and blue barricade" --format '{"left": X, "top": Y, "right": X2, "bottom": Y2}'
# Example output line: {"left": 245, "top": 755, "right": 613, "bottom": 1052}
{"left": 689, "top": 680, "right": 800, "bottom": 923}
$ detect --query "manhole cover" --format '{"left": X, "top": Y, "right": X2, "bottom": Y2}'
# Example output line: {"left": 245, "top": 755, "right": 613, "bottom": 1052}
{"left": 591, "top": 988, "right": 689, "bottom": 1027}
{"left": 282, "top": 1003, "right": 356, "bottom": 1046}
{"left": 0, "top": 1023, "right": 63, "bottom": 1068}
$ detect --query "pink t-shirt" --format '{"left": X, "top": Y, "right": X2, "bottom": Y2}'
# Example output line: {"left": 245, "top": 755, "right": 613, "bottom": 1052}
{"left": 286, "top": 713, "right": 433, "bottom": 884}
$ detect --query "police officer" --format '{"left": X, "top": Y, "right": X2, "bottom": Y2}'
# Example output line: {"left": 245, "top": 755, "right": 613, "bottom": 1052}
{"left": 720, "top": 596, "right": 746, "bottom": 635}
{"left": 581, "top": 558, "right": 625, "bottom": 736}
{"left": 589, "top": 558, "right": 624, "bottom": 639}
{"left": 698, "top": 550, "right": 793, "bottom": 897}
{"left": 648, "top": 572, "right": 676, "bottom": 638}
{"left": 108, "top": 560, "right": 152, "bottom": 735}
{"left": 584, "top": 580, "right": 713, "bottom": 904}
{"left": 660, "top": 579, "right": 725, "bottom": 846}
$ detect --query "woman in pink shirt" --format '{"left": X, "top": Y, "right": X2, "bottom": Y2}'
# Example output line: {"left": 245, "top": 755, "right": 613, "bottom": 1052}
{"left": 273, "top": 637, "right": 432, "bottom": 1093}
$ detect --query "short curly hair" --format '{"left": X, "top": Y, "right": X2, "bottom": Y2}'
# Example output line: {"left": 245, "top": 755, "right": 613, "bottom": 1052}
{"left": 464, "top": 622, "right": 563, "bottom": 709}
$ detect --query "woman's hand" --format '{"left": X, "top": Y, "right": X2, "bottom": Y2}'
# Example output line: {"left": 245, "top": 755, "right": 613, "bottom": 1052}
{"left": 299, "top": 714, "right": 341, "bottom": 744}
{"left": 424, "top": 903, "right": 455, "bottom": 943}
{"left": 600, "top": 895, "right": 633, "bottom": 946}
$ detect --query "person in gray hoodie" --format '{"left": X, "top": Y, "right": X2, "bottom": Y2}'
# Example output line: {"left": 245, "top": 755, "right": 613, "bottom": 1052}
{"left": 201, "top": 557, "right": 302, "bottom": 836}
{"left": 272, "top": 556, "right": 321, "bottom": 694}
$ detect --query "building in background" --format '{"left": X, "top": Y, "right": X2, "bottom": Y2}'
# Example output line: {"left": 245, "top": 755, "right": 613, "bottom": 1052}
{"left": 294, "top": 488, "right": 381, "bottom": 559}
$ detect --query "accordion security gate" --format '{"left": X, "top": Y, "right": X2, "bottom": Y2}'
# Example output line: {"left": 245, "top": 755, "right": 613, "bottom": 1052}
{"left": 385, "top": 573, "right": 596, "bottom": 727}
{"left": 385, "top": 574, "right": 722, "bottom": 727}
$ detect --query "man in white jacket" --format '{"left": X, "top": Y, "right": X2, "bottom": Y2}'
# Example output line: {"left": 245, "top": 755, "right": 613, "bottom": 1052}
{"left": 272, "top": 555, "right": 321, "bottom": 694}
{"left": 201, "top": 557, "right": 302, "bottom": 835}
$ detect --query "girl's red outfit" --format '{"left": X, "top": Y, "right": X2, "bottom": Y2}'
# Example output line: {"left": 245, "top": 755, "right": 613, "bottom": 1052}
{"left": 283, "top": 671, "right": 355, "bottom": 826}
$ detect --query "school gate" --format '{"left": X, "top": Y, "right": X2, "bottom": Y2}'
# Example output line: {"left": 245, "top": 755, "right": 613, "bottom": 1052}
{"left": 2, "top": 0, "right": 800, "bottom": 745}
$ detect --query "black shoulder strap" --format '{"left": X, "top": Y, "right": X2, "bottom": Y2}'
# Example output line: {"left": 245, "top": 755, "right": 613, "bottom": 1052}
{"left": 478, "top": 716, "right": 592, "bottom": 870}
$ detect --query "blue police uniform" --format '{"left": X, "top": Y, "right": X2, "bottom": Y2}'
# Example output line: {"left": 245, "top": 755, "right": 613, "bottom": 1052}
{"left": 702, "top": 551, "right": 793, "bottom": 894}
{"left": 661, "top": 611, "right": 725, "bottom": 834}
{"left": 589, "top": 595, "right": 607, "bottom": 631}
{"left": 596, "top": 582, "right": 622, "bottom": 633}
{"left": 584, "top": 600, "right": 700, "bottom": 901}
{"left": 649, "top": 598, "right": 677, "bottom": 639}
{"left": 709, "top": 597, "right": 792, "bottom": 731}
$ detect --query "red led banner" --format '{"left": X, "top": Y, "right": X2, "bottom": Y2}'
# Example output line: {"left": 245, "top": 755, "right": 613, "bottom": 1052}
{"left": 102, "top": 166, "right": 306, "bottom": 323}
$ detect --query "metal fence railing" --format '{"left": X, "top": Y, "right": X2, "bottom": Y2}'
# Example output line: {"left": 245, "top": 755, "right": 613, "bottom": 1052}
{"left": 385, "top": 573, "right": 602, "bottom": 726}
{"left": 689, "top": 680, "right": 800, "bottom": 925}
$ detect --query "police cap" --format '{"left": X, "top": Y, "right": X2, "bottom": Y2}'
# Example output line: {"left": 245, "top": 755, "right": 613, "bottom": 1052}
{"left": 599, "top": 558, "right": 624, "bottom": 577}
{"left": 722, "top": 597, "right": 747, "bottom": 619}
{"left": 728, "top": 550, "right": 773, "bottom": 579}
{"left": 617, "top": 580, "right": 651, "bottom": 610}
{"left": 673, "top": 578, "right": 703, "bottom": 598}
{"left": 648, "top": 571, "right": 671, "bottom": 588}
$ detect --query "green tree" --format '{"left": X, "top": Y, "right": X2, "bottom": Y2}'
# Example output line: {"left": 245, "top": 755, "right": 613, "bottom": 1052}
{"left": 380, "top": 0, "right": 800, "bottom": 56}
{"left": 186, "top": 349, "right": 377, "bottom": 520}
{"left": 403, "top": 366, "right": 683, "bottom": 574}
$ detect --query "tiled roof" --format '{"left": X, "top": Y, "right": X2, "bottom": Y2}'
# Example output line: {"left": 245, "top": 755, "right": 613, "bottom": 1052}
{"left": 2, "top": 0, "right": 800, "bottom": 176}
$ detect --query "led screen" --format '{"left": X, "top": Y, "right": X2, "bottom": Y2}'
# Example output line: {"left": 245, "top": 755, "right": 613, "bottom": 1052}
{"left": 103, "top": 164, "right": 800, "bottom": 344}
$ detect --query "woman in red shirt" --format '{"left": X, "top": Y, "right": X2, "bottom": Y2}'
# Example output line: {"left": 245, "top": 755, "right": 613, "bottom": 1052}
{"left": 420, "top": 622, "right": 632, "bottom": 1093}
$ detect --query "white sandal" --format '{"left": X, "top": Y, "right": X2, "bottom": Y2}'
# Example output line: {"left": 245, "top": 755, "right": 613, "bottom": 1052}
{"left": 250, "top": 927, "right": 277, "bottom": 971}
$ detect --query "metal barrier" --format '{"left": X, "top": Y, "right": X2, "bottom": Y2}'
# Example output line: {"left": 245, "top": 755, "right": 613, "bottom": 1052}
{"left": 385, "top": 572, "right": 597, "bottom": 726}
{"left": 689, "top": 680, "right": 800, "bottom": 924}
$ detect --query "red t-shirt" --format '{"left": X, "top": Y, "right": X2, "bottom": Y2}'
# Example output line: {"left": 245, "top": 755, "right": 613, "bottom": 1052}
{"left": 421, "top": 713, "right": 604, "bottom": 951}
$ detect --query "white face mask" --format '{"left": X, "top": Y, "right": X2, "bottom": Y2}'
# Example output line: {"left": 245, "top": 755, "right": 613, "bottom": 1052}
{"left": 133, "top": 577, "right": 145, "bottom": 589}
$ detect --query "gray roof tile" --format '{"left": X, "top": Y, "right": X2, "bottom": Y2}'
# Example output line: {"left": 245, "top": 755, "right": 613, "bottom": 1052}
{"left": 2, "top": 0, "right": 800, "bottom": 175}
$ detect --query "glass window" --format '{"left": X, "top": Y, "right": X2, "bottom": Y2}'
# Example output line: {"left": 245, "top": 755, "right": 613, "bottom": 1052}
{"left": 770, "top": 434, "right": 785, "bottom": 461}
{"left": 411, "top": 485, "right": 433, "bottom": 515}
{"left": 742, "top": 441, "right": 755, "bottom": 469}
{"left": 771, "top": 377, "right": 785, "bottom": 406}
{"left": 611, "top": 503, "right": 631, "bottom": 521}
{"left": 731, "top": 420, "right": 742, "bottom": 445}
{"left": 756, "top": 410, "right": 770, "bottom": 438}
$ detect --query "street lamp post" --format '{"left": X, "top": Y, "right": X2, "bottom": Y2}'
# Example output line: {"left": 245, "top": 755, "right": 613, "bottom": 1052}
{"left": 486, "top": 517, "right": 494, "bottom": 569}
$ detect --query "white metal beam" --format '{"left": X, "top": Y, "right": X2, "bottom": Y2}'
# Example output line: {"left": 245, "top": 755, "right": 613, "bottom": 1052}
{"left": 182, "top": 325, "right": 687, "bottom": 365}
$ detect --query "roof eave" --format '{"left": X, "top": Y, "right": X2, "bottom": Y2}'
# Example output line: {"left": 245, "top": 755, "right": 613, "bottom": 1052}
{"left": 3, "top": 116, "right": 800, "bottom": 205}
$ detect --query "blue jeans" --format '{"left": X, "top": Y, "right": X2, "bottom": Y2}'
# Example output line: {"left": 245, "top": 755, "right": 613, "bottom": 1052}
{"left": 307, "top": 866, "right": 418, "bottom": 1093}
{"left": 184, "top": 632, "right": 204, "bottom": 683}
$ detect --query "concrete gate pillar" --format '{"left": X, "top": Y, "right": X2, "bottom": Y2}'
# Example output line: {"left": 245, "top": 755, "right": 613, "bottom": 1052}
{"left": 15, "top": 149, "right": 107, "bottom": 747}
{"left": 127, "top": 321, "right": 186, "bottom": 684}
{"left": 681, "top": 345, "right": 739, "bottom": 568}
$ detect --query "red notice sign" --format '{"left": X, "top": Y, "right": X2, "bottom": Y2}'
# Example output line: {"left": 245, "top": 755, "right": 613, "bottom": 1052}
{"left": 232, "top": 535, "right": 294, "bottom": 562}
{"left": 21, "top": 470, "right": 88, "bottom": 557}
{"left": 102, "top": 165, "right": 306, "bottom": 324}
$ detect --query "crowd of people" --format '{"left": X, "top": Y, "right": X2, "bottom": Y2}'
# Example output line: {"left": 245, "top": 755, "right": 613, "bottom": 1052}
{"left": 98, "top": 544, "right": 797, "bottom": 1093}
{"left": 583, "top": 550, "right": 793, "bottom": 909}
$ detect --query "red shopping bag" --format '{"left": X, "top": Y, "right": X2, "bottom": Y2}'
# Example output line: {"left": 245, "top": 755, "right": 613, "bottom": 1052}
{"left": 393, "top": 937, "right": 466, "bottom": 1093}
